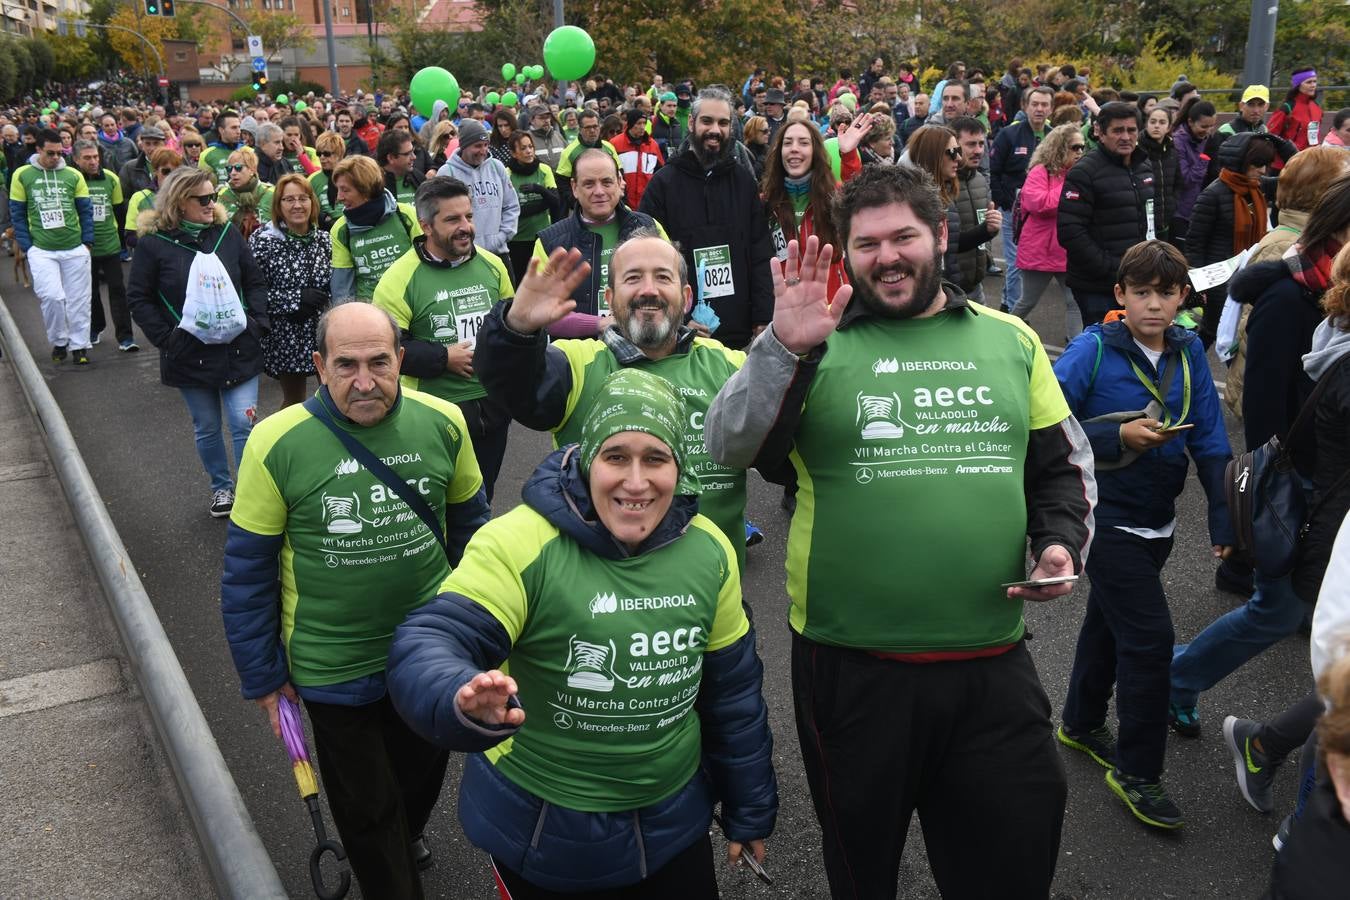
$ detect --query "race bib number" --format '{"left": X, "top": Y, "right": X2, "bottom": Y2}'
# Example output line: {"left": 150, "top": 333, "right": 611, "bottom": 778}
{"left": 693, "top": 244, "right": 734, "bottom": 299}
{"left": 39, "top": 206, "right": 66, "bottom": 230}
{"left": 456, "top": 310, "right": 486, "bottom": 346}
{"left": 452, "top": 285, "right": 493, "bottom": 348}
{"left": 1145, "top": 199, "right": 1156, "bottom": 241}
{"left": 91, "top": 194, "right": 108, "bottom": 223}
{"left": 1307, "top": 121, "right": 1319, "bottom": 146}
{"left": 771, "top": 226, "right": 787, "bottom": 261}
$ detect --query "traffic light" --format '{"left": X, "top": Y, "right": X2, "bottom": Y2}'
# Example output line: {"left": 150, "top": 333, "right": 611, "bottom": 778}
{"left": 145, "top": 0, "right": 159, "bottom": 13}
{"left": 161, "top": 0, "right": 175, "bottom": 15}
{"left": 252, "top": 70, "right": 269, "bottom": 93}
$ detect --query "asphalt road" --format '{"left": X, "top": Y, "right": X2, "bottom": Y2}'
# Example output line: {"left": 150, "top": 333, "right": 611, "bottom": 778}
{"left": 4, "top": 257, "right": 1312, "bottom": 899}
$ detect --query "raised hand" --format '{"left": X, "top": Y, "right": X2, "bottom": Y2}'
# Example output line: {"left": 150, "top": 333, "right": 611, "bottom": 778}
{"left": 504, "top": 247, "right": 592, "bottom": 334}
{"left": 771, "top": 235, "right": 852, "bottom": 354}
{"left": 837, "top": 112, "right": 877, "bottom": 156}
{"left": 455, "top": 670, "right": 525, "bottom": 727}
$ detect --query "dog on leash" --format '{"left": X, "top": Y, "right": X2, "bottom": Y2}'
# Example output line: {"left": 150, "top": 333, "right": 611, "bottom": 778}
{"left": 5, "top": 227, "right": 30, "bottom": 288}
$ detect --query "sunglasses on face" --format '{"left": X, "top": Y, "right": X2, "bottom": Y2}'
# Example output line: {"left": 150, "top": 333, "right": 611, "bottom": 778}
{"left": 226, "top": 163, "right": 248, "bottom": 173}
{"left": 183, "top": 142, "right": 203, "bottom": 149}
{"left": 1069, "top": 144, "right": 1087, "bottom": 152}
{"left": 189, "top": 191, "right": 218, "bottom": 206}
{"left": 318, "top": 150, "right": 336, "bottom": 157}
{"left": 944, "top": 146, "right": 963, "bottom": 160}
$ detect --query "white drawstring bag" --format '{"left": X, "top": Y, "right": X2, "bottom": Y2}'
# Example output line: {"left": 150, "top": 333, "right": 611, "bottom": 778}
{"left": 163, "top": 228, "right": 247, "bottom": 344}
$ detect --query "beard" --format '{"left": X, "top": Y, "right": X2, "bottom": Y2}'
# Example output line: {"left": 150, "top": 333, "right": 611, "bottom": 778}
{"left": 616, "top": 294, "right": 682, "bottom": 350}
{"left": 692, "top": 129, "right": 730, "bottom": 167}
{"left": 846, "top": 247, "right": 945, "bottom": 320}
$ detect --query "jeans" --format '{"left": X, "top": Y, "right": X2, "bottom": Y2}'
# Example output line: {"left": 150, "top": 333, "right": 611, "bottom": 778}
{"left": 1169, "top": 570, "right": 1305, "bottom": 708}
{"left": 1063, "top": 528, "right": 1175, "bottom": 780}
{"left": 178, "top": 377, "right": 259, "bottom": 491}
{"left": 999, "top": 211, "right": 1021, "bottom": 309}
{"left": 1011, "top": 270, "right": 1083, "bottom": 342}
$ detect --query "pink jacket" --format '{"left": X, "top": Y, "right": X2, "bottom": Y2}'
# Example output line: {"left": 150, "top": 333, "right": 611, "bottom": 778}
{"left": 1016, "top": 165, "right": 1067, "bottom": 272}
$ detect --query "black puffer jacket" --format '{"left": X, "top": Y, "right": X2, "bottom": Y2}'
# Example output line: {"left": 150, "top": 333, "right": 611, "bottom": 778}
{"left": 1232, "top": 259, "right": 1322, "bottom": 449}
{"left": 638, "top": 148, "right": 774, "bottom": 349}
{"left": 1185, "top": 132, "right": 1281, "bottom": 269}
{"left": 1137, "top": 132, "right": 1179, "bottom": 240}
{"left": 536, "top": 204, "right": 660, "bottom": 316}
{"left": 126, "top": 207, "right": 269, "bottom": 390}
{"left": 1057, "top": 145, "right": 1159, "bottom": 296}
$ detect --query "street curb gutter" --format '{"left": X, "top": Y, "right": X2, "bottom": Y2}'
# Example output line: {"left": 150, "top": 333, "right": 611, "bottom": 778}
{"left": 0, "top": 297, "right": 287, "bottom": 899}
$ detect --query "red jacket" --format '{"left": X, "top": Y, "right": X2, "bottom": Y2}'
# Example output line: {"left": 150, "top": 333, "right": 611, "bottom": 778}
{"left": 1268, "top": 94, "right": 1324, "bottom": 153}
{"left": 609, "top": 131, "right": 665, "bottom": 208}
{"left": 355, "top": 120, "right": 384, "bottom": 154}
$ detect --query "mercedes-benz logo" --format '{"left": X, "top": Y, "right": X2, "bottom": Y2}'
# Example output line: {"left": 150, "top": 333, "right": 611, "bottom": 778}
{"left": 855, "top": 467, "right": 874, "bottom": 484}
{"left": 553, "top": 711, "right": 573, "bottom": 729}
{"left": 325, "top": 554, "right": 339, "bottom": 568}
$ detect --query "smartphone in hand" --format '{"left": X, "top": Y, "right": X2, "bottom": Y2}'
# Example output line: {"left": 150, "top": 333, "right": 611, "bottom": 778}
{"left": 1000, "top": 575, "right": 1079, "bottom": 589}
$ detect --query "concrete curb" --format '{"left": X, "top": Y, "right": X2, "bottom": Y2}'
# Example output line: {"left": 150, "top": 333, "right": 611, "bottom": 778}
{"left": 0, "top": 296, "right": 286, "bottom": 899}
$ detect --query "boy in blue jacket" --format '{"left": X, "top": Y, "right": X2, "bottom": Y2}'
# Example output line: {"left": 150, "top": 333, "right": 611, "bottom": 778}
{"left": 1053, "top": 240, "right": 1235, "bottom": 830}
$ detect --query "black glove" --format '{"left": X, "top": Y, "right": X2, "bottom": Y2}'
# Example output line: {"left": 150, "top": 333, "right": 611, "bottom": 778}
{"left": 517, "top": 183, "right": 542, "bottom": 195}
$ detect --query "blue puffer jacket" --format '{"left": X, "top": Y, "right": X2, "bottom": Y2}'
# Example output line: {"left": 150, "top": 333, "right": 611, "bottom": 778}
{"left": 387, "top": 447, "right": 776, "bottom": 892}
{"left": 1053, "top": 321, "right": 1235, "bottom": 544}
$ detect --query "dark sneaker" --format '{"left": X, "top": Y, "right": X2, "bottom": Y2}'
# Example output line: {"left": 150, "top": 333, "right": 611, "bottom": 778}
{"left": 90, "top": 330, "right": 102, "bottom": 346}
{"left": 745, "top": 520, "right": 764, "bottom": 548}
{"left": 209, "top": 489, "right": 234, "bottom": 518}
{"left": 1215, "top": 558, "right": 1255, "bottom": 597}
{"left": 411, "top": 834, "right": 433, "bottom": 871}
{"left": 1168, "top": 703, "right": 1201, "bottom": 738}
{"left": 51, "top": 345, "right": 67, "bottom": 363}
{"left": 72, "top": 348, "right": 90, "bottom": 365}
{"left": 1057, "top": 723, "right": 1117, "bottom": 769}
{"left": 118, "top": 338, "right": 140, "bottom": 352}
{"left": 1223, "top": 715, "right": 1277, "bottom": 813}
{"left": 986, "top": 264, "right": 1004, "bottom": 275}
{"left": 1106, "top": 769, "right": 1184, "bottom": 829}
{"left": 1272, "top": 813, "right": 1292, "bottom": 852}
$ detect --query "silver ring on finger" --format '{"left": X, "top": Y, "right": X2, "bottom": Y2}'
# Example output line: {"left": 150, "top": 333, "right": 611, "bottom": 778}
{"left": 784, "top": 276, "right": 802, "bottom": 287}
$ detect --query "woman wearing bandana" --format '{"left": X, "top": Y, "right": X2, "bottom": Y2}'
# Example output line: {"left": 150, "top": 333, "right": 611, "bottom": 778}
{"left": 388, "top": 367, "right": 776, "bottom": 898}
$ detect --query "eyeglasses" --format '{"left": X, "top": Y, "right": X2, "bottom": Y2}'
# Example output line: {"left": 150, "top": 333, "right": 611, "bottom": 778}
{"left": 225, "top": 163, "right": 248, "bottom": 172}
{"left": 1069, "top": 144, "right": 1087, "bottom": 152}
{"left": 318, "top": 150, "right": 336, "bottom": 157}
{"left": 183, "top": 143, "right": 203, "bottom": 149}
{"left": 280, "top": 196, "right": 310, "bottom": 205}
{"left": 944, "top": 146, "right": 963, "bottom": 160}
{"left": 188, "top": 191, "right": 218, "bottom": 206}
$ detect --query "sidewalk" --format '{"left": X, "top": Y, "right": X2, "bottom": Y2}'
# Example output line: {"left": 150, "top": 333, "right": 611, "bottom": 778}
{"left": 0, "top": 356, "right": 213, "bottom": 896}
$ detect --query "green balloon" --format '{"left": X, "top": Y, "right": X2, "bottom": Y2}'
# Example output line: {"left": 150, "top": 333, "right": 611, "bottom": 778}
{"left": 294, "top": 100, "right": 308, "bottom": 111}
{"left": 276, "top": 93, "right": 289, "bottom": 104}
{"left": 502, "top": 91, "right": 518, "bottom": 107}
{"left": 501, "top": 63, "right": 516, "bottom": 81}
{"left": 543, "top": 26, "right": 595, "bottom": 81}
{"left": 535, "top": 65, "right": 547, "bottom": 80}
{"left": 409, "top": 66, "right": 460, "bottom": 118}
{"left": 485, "top": 91, "right": 500, "bottom": 106}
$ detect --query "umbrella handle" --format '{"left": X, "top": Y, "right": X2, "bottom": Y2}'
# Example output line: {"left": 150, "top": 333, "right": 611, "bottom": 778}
{"left": 308, "top": 840, "right": 351, "bottom": 900}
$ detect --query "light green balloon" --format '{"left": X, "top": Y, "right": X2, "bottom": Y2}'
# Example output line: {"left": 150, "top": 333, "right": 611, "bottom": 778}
{"left": 294, "top": 100, "right": 308, "bottom": 111}
{"left": 502, "top": 91, "right": 518, "bottom": 107}
{"left": 515, "top": 73, "right": 526, "bottom": 85}
{"left": 501, "top": 63, "right": 516, "bottom": 81}
{"left": 409, "top": 66, "right": 461, "bottom": 118}
{"left": 543, "top": 26, "right": 595, "bottom": 81}
{"left": 276, "top": 93, "right": 289, "bottom": 105}
{"left": 485, "top": 91, "right": 501, "bottom": 106}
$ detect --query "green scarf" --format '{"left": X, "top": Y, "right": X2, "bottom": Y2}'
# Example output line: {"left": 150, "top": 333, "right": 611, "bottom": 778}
{"left": 578, "top": 368, "right": 701, "bottom": 496}
{"left": 180, "top": 220, "right": 210, "bottom": 236}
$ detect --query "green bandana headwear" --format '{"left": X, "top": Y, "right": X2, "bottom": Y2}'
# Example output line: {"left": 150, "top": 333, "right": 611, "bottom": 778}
{"left": 578, "top": 368, "right": 701, "bottom": 496}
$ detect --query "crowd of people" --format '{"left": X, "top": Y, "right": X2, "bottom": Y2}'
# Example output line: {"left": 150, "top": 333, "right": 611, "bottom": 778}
{"left": 5, "top": 52, "right": 1350, "bottom": 899}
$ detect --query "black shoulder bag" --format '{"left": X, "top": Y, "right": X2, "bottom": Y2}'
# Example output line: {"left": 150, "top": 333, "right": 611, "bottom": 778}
{"left": 303, "top": 395, "right": 450, "bottom": 561}
{"left": 1225, "top": 355, "right": 1350, "bottom": 576}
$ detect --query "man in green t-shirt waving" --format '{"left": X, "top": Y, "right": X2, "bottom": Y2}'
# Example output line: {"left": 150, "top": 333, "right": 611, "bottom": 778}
{"left": 9, "top": 127, "right": 95, "bottom": 363}
{"left": 706, "top": 165, "right": 1097, "bottom": 898}
{"left": 373, "top": 177, "right": 515, "bottom": 501}
{"left": 221, "top": 302, "right": 490, "bottom": 897}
